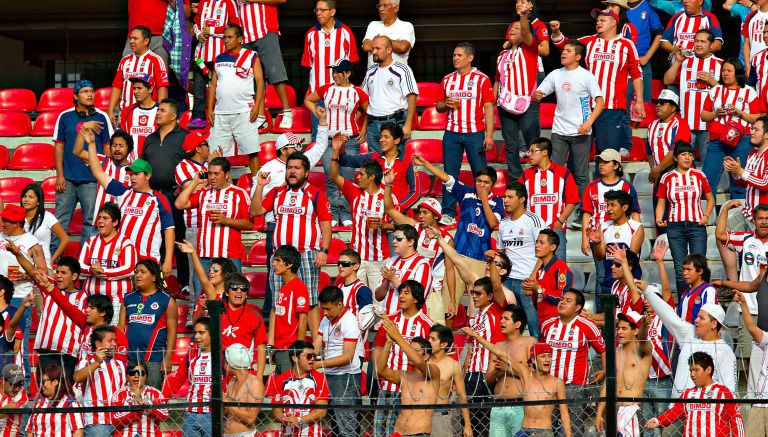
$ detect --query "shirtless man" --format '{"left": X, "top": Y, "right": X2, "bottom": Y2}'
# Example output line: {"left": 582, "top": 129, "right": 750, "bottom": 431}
{"left": 427, "top": 324, "right": 472, "bottom": 437}
{"left": 594, "top": 311, "right": 652, "bottom": 436}
{"left": 462, "top": 305, "right": 537, "bottom": 436}
{"left": 377, "top": 318, "right": 441, "bottom": 437}
{"left": 223, "top": 344, "right": 264, "bottom": 437}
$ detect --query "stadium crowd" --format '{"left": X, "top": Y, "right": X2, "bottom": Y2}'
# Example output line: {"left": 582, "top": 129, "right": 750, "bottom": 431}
{"left": 5, "top": 0, "right": 768, "bottom": 435}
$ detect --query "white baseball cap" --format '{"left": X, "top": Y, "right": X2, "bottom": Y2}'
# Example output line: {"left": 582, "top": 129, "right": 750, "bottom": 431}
{"left": 654, "top": 89, "right": 680, "bottom": 107}
{"left": 645, "top": 283, "right": 663, "bottom": 296}
{"left": 275, "top": 132, "right": 305, "bottom": 151}
{"left": 417, "top": 198, "right": 442, "bottom": 219}
{"left": 225, "top": 344, "right": 253, "bottom": 370}
{"left": 700, "top": 303, "right": 726, "bottom": 325}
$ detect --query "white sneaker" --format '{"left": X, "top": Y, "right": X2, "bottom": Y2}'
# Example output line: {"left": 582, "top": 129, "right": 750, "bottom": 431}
{"left": 519, "top": 149, "right": 530, "bottom": 159}
{"left": 279, "top": 109, "right": 293, "bottom": 129}
{"left": 331, "top": 220, "right": 338, "bottom": 227}
{"left": 342, "top": 219, "right": 353, "bottom": 227}
{"left": 619, "top": 147, "right": 631, "bottom": 158}
{"left": 256, "top": 115, "right": 267, "bottom": 130}
{"left": 439, "top": 216, "right": 456, "bottom": 226}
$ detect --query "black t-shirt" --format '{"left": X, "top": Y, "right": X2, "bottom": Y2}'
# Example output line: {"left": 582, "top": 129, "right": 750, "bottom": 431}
{"left": 141, "top": 124, "right": 187, "bottom": 191}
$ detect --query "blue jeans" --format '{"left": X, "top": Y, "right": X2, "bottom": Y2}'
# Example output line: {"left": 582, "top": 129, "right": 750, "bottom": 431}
{"left": 53, "top": 180, "right": 97, "bottom": 250}
{"left": 374, "top": 389, "right": 400, "bottom": 437}
{"left": 702, "top": 137, "right": 751, "bottom": 199}
{"left": 83, "top": 424, "right": 115, "bottom": 437}
{"left": 498, "top": 105, "right": 540, "bottom": 180}
{"left": 642, "top": 376, "right": 672, "bottom": 437}
{"left": 182, "top": 411, "right": 212, "bottom": 437}
{"left": 261, "top": 224, "right": 275, "bottom": 319}
{"left": 327, "top": 373, "right": 362, "bottom": 437}
{"left": 593, "top": 109, "right": 631, "bottom": 177}
{"left": 667, "top": 221, "right": 707, "bottom": 294}
{"left": 321, "top": 136, "right": 359, "bottom": 222}
{"left": 366, "top": 112, "right": 407, "bottom": 155}
{"left": 506, "top": 278, "right": 538, "bottom": 338}
{"left": 191, "top": 64, "right": 211, "bottom": 120}
{"left": 442, "top": 130, "right": 487, "bottom": 218}
{"left": 9, "top": 297, "right": 30, "bottom": 387}
{"left": 465, "top": 372, "right": 492, "bottom": 437}
{"left": 554, "top": 229, "right": 566, "bottom": 262}
{"left": 626, "top": 62, "right": 653, "bottom": 104}
{"left": 310, "top": 99, "right": 325, "bottom": 140}
{"left": 691, "top": 130, "right": 709, "bottom": 163}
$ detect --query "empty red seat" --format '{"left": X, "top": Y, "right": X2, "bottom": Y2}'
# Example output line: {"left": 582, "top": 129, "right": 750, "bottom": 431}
{"left": 307, "top": 171, "right": 327, "bottom": 192}
{"left": 37, "top": 88, "right": 74, "bottom": 113}
{"left": 0, "top": 177, "right": 34, "bottom": 202}
{"left": 172, "top": 337, "right": 192, "bottom": 365}
{"left": 236, "top": 174, "right": 253, "bottom": 193}
{"left": 326, "top": 238, "right": 348, "bottom": 264}
{"left": 259, "top": 141, "right": 277, "bottom": 163}
{"left": 493, "top": 169, "right": 509, "bottom": 196}
{"left": 458, "top": 169, "right": 474, "bottom": 185}
{"left": 540, "top": 102, "right": 556, "bottom": 129}
{"left": 30, "top": 111, "right": 61, "bottom": 137}
{"left": 246, "top": 239, "right": 268, "bottom": 266}
{"left": 651, "top": 80, "right": 664, "bottom": 101}
{"left": 0, "top": 89, "right": 36, "bottom": 112}
{"left": 243, "top": 271, "right": 267, "bottom": 298}
{"left": 94, "top": 87, "right": 112, "bottom": 112}
{"left": 165, "top": 274, "right": 182, "bottom": 297}
{"left": 417, "top": 106, "right": 447, "bottom": 130}
{"left": 0, "top": 112, "right": 31, "bottom": 136}
{"left": 8, "top": 143, "right": 55, "bottom": 170}
{"left": 318, "top": 271, "right": 332, "bottom": 290}
{"left": 627, "top": 136, "right": 648, "bottom": 162}
{"left": 429, "top": 177, "right": 444, "bottom": 197}
{"left": 61, "top": 241, "right": 81, "bottom": 258}
{"left": 265, "top": 84, "right": 298, "bottom": 109}
{"left": 0, "top": 145, "right": 10, "bottom": 170}
{"left": 227, "top": 155, "right": 250, "bottom": 167}
{"left": 493, "top": 106, "right": 501, "bottom": 130}
{"left": 638, "top": 101, "right": 657, "bottom": 128}
{"left": 406, "top": 138, "right": 443, "bottom": 163}
{"left": 416, "top": 171, "right": 431, "bottom": 197}
{"left": 41, "top": 176, "right": 57, "bottom": 200}
{"left": 68, "top": 208, "right": 83, "bottom": 234}
{"left": 176, "top": 305, "right": 191, "bottom": 333}
{"left": 416, "top": 82, "right": 442, "bottom": 107}
{"left": 272, "top": 107, "right": 312, "bottom": 134}
{"left": 258, "top": 111, "right": 273, "bottom": 134}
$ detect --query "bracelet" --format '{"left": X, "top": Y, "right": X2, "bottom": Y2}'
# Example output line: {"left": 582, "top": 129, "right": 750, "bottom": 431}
{"left": 557, "top": 218, "right": 565, "bottom": 225}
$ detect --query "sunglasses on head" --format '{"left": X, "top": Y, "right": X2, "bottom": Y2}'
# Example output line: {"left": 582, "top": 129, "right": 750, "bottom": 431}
{"left": 393, "top": 235, "right": 406, "bottom": 242}
{"left": 229, "top": 284, "right": 249, "bottom": 292}
{"left": 338, "top": 261, "right": 354, "bottom": 268}
{"left": 127, "top": 369, "right": 146, "bottom": 376}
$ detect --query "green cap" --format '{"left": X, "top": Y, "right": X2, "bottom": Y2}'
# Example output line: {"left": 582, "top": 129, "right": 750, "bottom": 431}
{"left": 127, "top": 158, "right": 152, "bottom": 175}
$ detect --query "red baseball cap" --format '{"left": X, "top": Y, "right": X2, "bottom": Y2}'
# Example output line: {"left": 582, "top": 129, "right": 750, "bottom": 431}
{"left": 591, "top": 8, "right": 619, "bottom": 22}
{"left": 529, "top": 342, "right": 553, "bottom": 361}
{"left": 182, "top": 131, "right": 210, "bottom": 153}
{"left": 0, "top": 205, "right": 25, "bottom": 223}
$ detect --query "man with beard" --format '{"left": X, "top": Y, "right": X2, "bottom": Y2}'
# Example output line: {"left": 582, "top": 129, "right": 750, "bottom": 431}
{"left": 252, "top": 152, "right": 332, "bottom": 337}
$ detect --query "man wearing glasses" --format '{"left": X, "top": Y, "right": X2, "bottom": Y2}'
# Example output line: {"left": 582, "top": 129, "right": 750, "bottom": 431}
{"left": 374, "top": 224, "right": 433, "bottom": 315}
{"left": 362, "top": 0, "right": 414, "bottom": 67}
{"left": 334, "top": 249, "right": 374, "bottom": 315}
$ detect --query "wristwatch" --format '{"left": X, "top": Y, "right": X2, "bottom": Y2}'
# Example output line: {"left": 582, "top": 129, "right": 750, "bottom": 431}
{"left": 320, "top": 247, "right": 329, "bottom": 254}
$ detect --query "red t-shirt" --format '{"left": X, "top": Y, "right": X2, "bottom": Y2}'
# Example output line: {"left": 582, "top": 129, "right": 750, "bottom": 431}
{"left": 273, "top": 277, "right": 309, "bottom": 349}
{"left": 221, "top": 303, "right": 267, "bottom": 350}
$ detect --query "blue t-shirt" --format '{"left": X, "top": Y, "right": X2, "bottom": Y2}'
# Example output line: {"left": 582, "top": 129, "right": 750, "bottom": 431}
{"left": 446, "top": 177, "right": 505, "bottom": 261}
{"left": 649, "top": 0, "right": 712, "bottom": 16}
{"left": 54, "top": 108, "right": 114, "bottom": 184}
{"left": 123, "top": 290, "right": 172, "bottom": 362}
{"left": 627, "top": 1, "right": 664, "bottom": 57}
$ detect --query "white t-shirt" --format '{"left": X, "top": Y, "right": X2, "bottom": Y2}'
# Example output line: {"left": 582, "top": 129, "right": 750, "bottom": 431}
{"left": 496, "top": 211, "right": 544, "bottom": 280}
{"left": 361, "top": 62, "right": 419, "bottom": 116}
{"left": 0, "top": 232, "right": 43, "bottom": 299}
{"left": 363, "top": 18, "right": 415, "bottom": 67}
{"left": 24, "top": 211, "right": 59, "bottom": 267}
{"left": 536, "top": 66, "right": 603, "bottom": 136}
{"left": 318, "top": 310, "right": 362, "bottom": 375}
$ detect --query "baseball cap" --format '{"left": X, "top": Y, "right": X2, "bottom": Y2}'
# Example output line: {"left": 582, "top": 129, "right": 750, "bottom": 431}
{"left": 74, "top": 79, "right": 95, "bottom": 94}
{"left": 654, "top": 89, "right": 680, "bottom": 107}
{"left": 127, "top": 158, "right": 153, "bottom": 175}
{"left": 327, "top": 59, "right": 354, "bottom": 72}
{"left": 275, "top": 132, "right": 305, "bottom": 151}
{"left": 602, "top": 0, "right": 630, "bottom": 9}
{"left": 700, "top": 303, "right": 726, "bottom": 325}
{"left": 617, "top": 311, "right": 642, "bottom": 329}
{"left": 596, "top": 149, "right": 622, "bottom": 163}
{"left": 0, "top": 205, "right": 26, "bottom": 223}
{"left": 182, "top": 131, "right": 210, "bottom": 153}
{"left": 417, "top": 198, "right": 442, "bottom": 219}
{"left": 645, "top": 283, "right": 663, "bottom": 296}
{"left": 128, "top": 73, "right": 154, "bottom": 88}
{"left": 225, "top": 344, "right": 253, "bottom": 370}
{"left": 591, "top": 8, "right": 620, "bottom": 22}
{"left": 2, "top": 364, "right": 23, "bottom": 385}
{"left": 529, "top": 342, "right": 553, "bottom": 361}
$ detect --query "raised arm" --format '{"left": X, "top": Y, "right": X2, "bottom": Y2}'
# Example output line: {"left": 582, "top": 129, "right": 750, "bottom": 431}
{"left": 427, "top": 226, "right": 479, "bottom": 285}
{"left": 735, "top": 290, "right": 765, "bottom": 343}
{"left": 412, "top": 153, "right": 450, "bottom": 182}
{"left": 83, "top": 128, "right": 113, "bottom": 189}
{"left": 485, "top": 250, "right": 508, "bottom": 306}
{"left": 383, "top": 172, "right": 415, "bottom": 225}
{"left": 375, "top": 335, "right": 400, "bottom": 385}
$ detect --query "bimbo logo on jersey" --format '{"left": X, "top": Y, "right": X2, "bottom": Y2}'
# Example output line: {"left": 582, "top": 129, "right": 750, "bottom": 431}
{"left": 124, "top": 207, "right": 145, "bottom": 216}
{"left": 531, "top": 193, "right": 559, "bottom": 204}
{"left": 129, "top": 314, "right": 155, "bottom": 324}
{"left": 592, "top": 52, "right": 615, "bottom": 61}
{"left": 277, "top": 206, "right": 306, "bottom": 215}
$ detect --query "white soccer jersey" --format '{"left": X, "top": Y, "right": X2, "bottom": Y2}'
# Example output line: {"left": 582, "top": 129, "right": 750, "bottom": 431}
{"left": 75, "top": 356, "right": 126, "bottom": 425}
{"left": 497, "top": 211, "right": 544, "bottom": 280}
{"left": 34, "top": 289, "right": 88, "bottom": 355}
{"left": 79, "top": 234, "right": 137, "bottom": 301}
{"left": 317, "top": 310, "right": 361, "bottom": 375}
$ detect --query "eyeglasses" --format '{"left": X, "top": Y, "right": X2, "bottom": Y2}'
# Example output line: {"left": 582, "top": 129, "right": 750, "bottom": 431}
{"left": 300, "top": 353, "right": 316, "bottom": 359}
{"left": 127, "top": 369, "right": 147, "bottom": 376}
{"left": 493, "top": 261, "right": 503, "bottom": 269}
{"left": 376, "top": 3, "right": 395, "bottom": 9}
{"left": 229, "top": 284, "right": 249, "bottom": 292}
{"left": 529, "top": 148, "right": 542, "bottom": 154}
{"left": 393, "top": 235, "right": 406, "bottom": 242}
{"left": 313, "top": 7, "right": 331, "bottom": 13}
{"left": 338, "top": 261, "right": 354, "bottom": 268}
{"left": 469, "top": 290, "right": 485, "bottom": 296}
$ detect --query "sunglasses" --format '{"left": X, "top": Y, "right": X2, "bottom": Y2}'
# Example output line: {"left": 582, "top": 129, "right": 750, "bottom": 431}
{"left": 210, "top": 266, "right": 222, "bottom": 273}
{"left": 338, "top": 261, "right": 354, "bottom": 268}
{"left": 11, "top": 382, "right": 23, "bottom": 388}
{"left": 493, "top": 261, "right": 503, "bottom": 269}
{"left": 127, "top": 369, "right": 146, "bottom": 376}
{"left": 229, "top": 284, "right": 249, "bottom": 292}
{"left": 612, "top": 262, "right": 622, "bottom": 268}
{"left": 469, "top": 290, "right": 486, "bottom": 296}
{"left": 393, "top": 235, "right": 406, "bottom": 242}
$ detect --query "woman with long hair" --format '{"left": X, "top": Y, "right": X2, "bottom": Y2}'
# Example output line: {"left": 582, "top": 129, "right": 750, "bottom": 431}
{"left": 20, "top": 184, "right": 69, "bottom": 266}
{"left": 26, "top": 364, "right": 84, "bottom": 436}
{"left": 176, "top": 240, "right": 236, "bottom": 322}
{"left": 118, "top": 260, "right": 177, "bottom": 390}
{"left": 111, "top": 360, "right": 169, "bottom": 436}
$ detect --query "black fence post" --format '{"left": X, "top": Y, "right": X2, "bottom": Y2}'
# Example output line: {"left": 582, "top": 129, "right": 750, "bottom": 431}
{"left": 209, "top": 300, "right": 223, "bottom": 436}
{"left": 599, "top": 293, "right": 617, "bottom": 437}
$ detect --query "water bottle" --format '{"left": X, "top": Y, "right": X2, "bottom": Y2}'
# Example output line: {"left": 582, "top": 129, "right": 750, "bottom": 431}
{"left": 195, "top": 59, "right": 210, "bottom": 76}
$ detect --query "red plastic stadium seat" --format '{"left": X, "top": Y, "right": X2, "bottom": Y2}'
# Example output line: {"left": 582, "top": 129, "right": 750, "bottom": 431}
{"left": 416, "top": 82, "right": 442, "bottom": 107}
{"left": 493, "top": 169, "right": 509, "bottom": 196}
{"left": 540, "top": 102, "right": 556, "bottom": 129}
{"left": 0, "top": 89, "right": 36, "bottom": 112}
{"left": 326, "top": 238, "right": 347, "bottom": 264}
{"left": 626, "top": 136, "right": 647, "bottom": 162}
{"left": 272, "top": 107, "right": 312, "bottom": 134}
{"left": 176, "top": 305, "right": 190, "bottom": 333}
{"left": 8, "top": 143, "right": 55, "bottom": 170}
{"left": 94, "top": 87, "right": 112, "bottom": 112}
{"left": 493, "top": 106, "right": 501, "bottom": 130}
{"left": 161, "top": 432, "right": 183, "bottom": 437}
{"left": 0, "top": 145, "right": 10, "bottom": 170}
{"left": 165, "top": 274, "right": 182, "bottom": 297}
{"left": 0, "top": 177, "right": 34, "bottom": 203}
{"left": 236, "top": 174, "right": 253, "bottom": 193}
{"left": 458, "top": 169, "right": 474, "bottom": 185}
{"left": 307, "top": 171, "right": 327, "bottom": 192}
{"left": 651, "top": 80, "right": 664, "bottom": 101}
{"left": 416, "top": 171, "right": 431, "bottom": 197}
{"left": 41, "top": 176, "right": 56, "bottom": 200}
{"left": 227, "top": 155, "right": 249, "bottom": 167}
{"left": 265, "top": 84, "right": 298, "bottom": 109}
{"left": 259, "top": 141, "right": 277, "bottom": 163}
{"left": 0, "top": 112, "right": 31, "bottom": 136}
{"left": 246, "top": 239, "right": 268, "bottom": 266}
{"left": 638, "top": 101, "right": 657, "bottom": 128}
{"left": 406, "top": 139, "right": 443, "bottom": 163}
{"left": 30, "top": 111, "right": 61, "bottom": 137}
{"left": 429, "top": 177, "right": 443, "bottom": 197}
{"left": 68, "top": 208, "right": 83, "bottom": 235}
{"left": 496, "top": 143, "right": 507, "bottom": 163}
{"left": 172, "top": 337, "right": 192, "bottom": 365}
{"left": 62, "top": 241, "right": 81, "bottom": 258}
{"left": 37, "top": 88, "right": 74, "bottom": 113}
{"left": 243, "top": 271, "right": 267, "bottom": 298}
{"left": 318, "top": 271, "right": 331, "bottom": 290}
{"left": 417, "top": 106, "right": 447, "bottom": 130}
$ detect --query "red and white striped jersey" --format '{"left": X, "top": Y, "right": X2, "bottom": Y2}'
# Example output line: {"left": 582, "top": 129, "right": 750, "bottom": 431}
{"left": 237, "top": 1, "right": 279, "bottom": 43}
{"left": 93, "top": 155, "right": 130, "bottom": 226}
{"left": 174, "top": 159, "right": 208, "bottom": 229}
{"left": 679, "top": 55, "right": 722, "bottom": 131}
{"left": 519, "top": 162, "right": 580, "bottom": 228}
{"left": 75, "top": 356, "right": 126, "bottom": 425}
{"left": 753, "top": 48, "right": 768, "bottom": 93}
{"left": 301, "top": 20, "right": 359, "bottom": 91}
{"left": 34, "top": 288, "right": 88, "bottom": 355}
{"left": 441, "top": 68, "right": 495, "bottom": 133}
{"left": 262, "top": 183, "right": 332, "bottom": 252}
{"left": 190, "top": 184, "right": 250, "bottom": 258}
{"left": 658, "top": 168, "right": 712, "bottom": 223}
{"left": 111, "top": 385, "right": 169, "bottom": 437}
{"left": 316, "top": 84, "right": 368, "bottom": 135}
{"left": 662, "top": 11, "right": 724, "bottom": 54}
{"left": 581, "top": 178, "right": 641, "bottom": 229}
{"left": 466, "top": 302, "right": 506, "bottom": 373}
{"left": 78, "top": 325, "right": 129, "bottom": 363}
{"left": 0, "top": 389, "right": 28, "bottom": 437}
{"left": 79, "top": 234, "right": 138, "bottom": 301}
{"left": 340, "top": 182, "right": 396, "bottom": 262}
{"left": 704, "top": 85, "right": 761, "bottom": 140}
{"left": 111, "top": 51, "right": 169, "bottom": 111}
{"left": 657, "top": 383, "right": 745, "bottom": 437}
{"left": 495, "top": 43, "right": 539, "bottom": 100}
{"left": 541, "top": 315, "right": 606, "bottom": 385}
{"left": 266, "top": 369, "right": 329, "bottom": 437}
{"left": 380, "top": 253, "right": 433, "bottom": 315}
{"left": 572, "top": 35, "right": 642, "bottom": 110}
{"left": 610, "top": 280, "right": 644, "bottom": 315}
{"left": 119, "top": 103, "right": 158, "bottom": 162}
{"left": 373, "top": 311, "right": 434, "bottom": 392}
{"left": 414, "top": 223, "right": 453, "bottom": 293}
{"left": 336, "top": 278, "right": 370, "bottom": 315}
{"left": 193, "top": 0, "right": 240, "bottom": 62}
{"left": 744, "top": 10, "right": 768, "bottom": 65}
{"left": 26, "top": 396, "right": 84, "bottom": 437}
{"left": 185, "top": 351, "right": 212, "bottom": 413}
{"left": 647, "top": 115, "right": 693, "bottom": 168}
{"left": 647, "top": 296, "right": 675, "bottom": 379}
{"left": 739, "top": 146, "right": 768, "bottom": 221}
